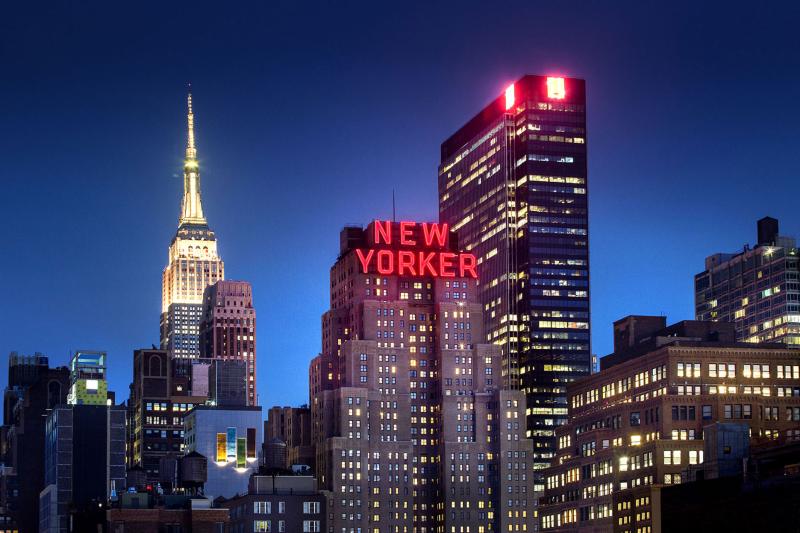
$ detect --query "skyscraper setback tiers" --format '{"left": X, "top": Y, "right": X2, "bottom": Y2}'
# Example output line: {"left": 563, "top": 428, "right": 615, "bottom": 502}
{"left": 309, "top": 220, "right": 535, "bottom": 533}
{"left": 438, "top": 75, "right": 591, "bottom": 487}
{"left": 160, "top": 91, "right": 225, "bottom": 358}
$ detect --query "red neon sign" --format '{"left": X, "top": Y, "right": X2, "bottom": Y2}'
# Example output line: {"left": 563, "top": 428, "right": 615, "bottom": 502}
{"left": 546, "top": 77, "right": 566, "bottom": 99}
{"left": 357, "top": 221, "right": 478, "bottom": 279}
{"left": 504, "top": 83, "right": 515, "bottom": 110}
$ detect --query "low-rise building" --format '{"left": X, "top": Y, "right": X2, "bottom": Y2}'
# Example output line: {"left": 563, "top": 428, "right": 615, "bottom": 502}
{"left": 657, "top": 439, "right": 800, "bottom": 531}
{"left": 217, "top": 474, "right": 325, "bottom": 533}
{"left": 107, "top": 494, "right": 228, "bottom": 533}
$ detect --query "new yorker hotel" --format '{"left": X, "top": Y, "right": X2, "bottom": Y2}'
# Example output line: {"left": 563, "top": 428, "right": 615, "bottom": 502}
{"left": 309, "top": 220, "right": 535, "bottom": 533}
{"left": 439, "top": 75, "right": 590, "bottom": 483}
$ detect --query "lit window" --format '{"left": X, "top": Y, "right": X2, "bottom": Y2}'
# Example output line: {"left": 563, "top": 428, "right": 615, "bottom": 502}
{"left": 546, "top": 77, "right": 566, "bottom": 99}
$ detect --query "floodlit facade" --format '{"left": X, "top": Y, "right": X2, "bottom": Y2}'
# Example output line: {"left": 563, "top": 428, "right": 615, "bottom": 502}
{"left": 161, "top": 91, "right": 225, "bottom": 358}
{"left": 438, "top": 75, "right": 591, "bottom": 485}
{"left": 696, "top": 216, "right": 800, "bottom": 346}
{"left": 183, "top": 405, "right": 262, "bottom": 500}
{"left": 538, "top": 316, "right": 800, "bottom": 532}
{"left": 310, "top": 220, "right": 535, "bottom": 533}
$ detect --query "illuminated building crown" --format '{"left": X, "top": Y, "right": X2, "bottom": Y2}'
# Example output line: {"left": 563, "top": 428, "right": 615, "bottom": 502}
{"left": 180, "top": 88, "right": 207, "bottom": 226}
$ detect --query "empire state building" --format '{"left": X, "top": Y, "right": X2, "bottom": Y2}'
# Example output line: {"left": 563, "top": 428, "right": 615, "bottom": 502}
{"left": 160, "top": 92, "right": 225, "bottom": 357}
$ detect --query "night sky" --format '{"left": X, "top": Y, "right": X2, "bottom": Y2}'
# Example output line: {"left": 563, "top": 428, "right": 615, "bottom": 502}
{"left": 3, "top": 1, "right": 800, "bottom": 410}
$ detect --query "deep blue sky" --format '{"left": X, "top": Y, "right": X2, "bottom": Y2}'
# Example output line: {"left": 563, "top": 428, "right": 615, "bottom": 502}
{"left": 2, "top": 1, "right": 800, "bottom": 410}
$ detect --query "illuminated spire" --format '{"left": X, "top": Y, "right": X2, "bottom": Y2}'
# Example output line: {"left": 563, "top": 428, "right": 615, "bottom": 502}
{"left": 180, "top": 85, "right": 206, "bottom": 225}
{"left": 186, "top": 89, "right": 197, "bottom": 160}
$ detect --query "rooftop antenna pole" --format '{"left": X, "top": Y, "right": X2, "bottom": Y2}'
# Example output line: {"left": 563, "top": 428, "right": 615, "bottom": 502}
{"left": 392, "top": 189, "right": 396, "bottom": 222}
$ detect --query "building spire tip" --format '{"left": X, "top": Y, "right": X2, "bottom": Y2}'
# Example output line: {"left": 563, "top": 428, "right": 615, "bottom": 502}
{"left": 181, "top": 83, "right": 204, "bottom": 225}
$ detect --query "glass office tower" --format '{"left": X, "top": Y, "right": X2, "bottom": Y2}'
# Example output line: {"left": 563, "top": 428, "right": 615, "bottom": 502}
{"left": 439, "top": 75, "right": 591, "bottom": 487}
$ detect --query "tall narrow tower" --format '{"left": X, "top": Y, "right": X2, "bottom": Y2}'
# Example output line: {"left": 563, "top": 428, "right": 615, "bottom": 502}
{"left": 161, "top": 90, "right": 225, "bottom": 358}
{"left": 439, "top": 76, "right": 590, "bottom": 490}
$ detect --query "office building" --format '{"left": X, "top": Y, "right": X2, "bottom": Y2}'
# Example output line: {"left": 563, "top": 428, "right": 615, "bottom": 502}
{"left": 183, "top": 405, "right": 262, "bottom": 500}
{"left": 161, "top": 91, "right": 225, "bottom": 358}
{"left": 200, "top": 280, "right": 257, "bottom": 406}
{"left": 695, "top": 216, "right": 800, "bottom": 345}
{"left": 438, "top": 75, "right": 591, "bottom": 483}
{"left": 310, "top": 220, "right": 535, "bottom": 533}
{"left": 537, "top": 316, "right": 800, "bottom": 532}
{"left": 39, "top": 404, "right": 127, "bottom": 533}
{"left": 127, "top": 349, "right": 207, "bottom": 481}
{"left": 0, "top": 353, "right": 68, "bottom": 533}
{"left": 218, "top": 474, "right": 325, "bottom": 533}
{"left": 265, "top": 405, "right": 314, "bottom": 470}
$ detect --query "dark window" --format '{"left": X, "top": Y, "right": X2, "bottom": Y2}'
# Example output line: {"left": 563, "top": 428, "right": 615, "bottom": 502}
{"left": 149, "top": 354, "right": 163, "bottom": 377}
{"left": 47, "top": 380, "right": 62, "bottom": 409}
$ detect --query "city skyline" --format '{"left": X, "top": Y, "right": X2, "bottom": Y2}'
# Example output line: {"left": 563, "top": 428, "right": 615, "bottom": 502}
{"left": 4, "top": 1, "right": 800, "bottom": 411}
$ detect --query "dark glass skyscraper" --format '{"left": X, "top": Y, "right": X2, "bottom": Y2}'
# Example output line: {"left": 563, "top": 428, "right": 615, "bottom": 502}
{"left": 439, "top": 75, "right": 591, "bottom": 487}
